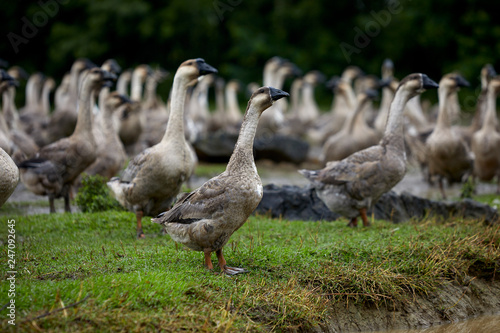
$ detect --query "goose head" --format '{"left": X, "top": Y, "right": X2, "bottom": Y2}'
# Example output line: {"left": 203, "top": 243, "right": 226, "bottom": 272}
{"left": 82, "top": 67, "right": 117, "bottom": 93}
{"left": 487, "top": 75, "right": 500, "bottom": 95}
{"left": 0, "top": 70, "right": 18, "bottom": 93}
{"left": 44, "top": 77, "right": 56, "bottom": 91}
{"left": 105, "top": 91, "right": 132, "bottom": 111}
{"left": 341, "top": 66, "right": 364, "bottom": 83}
{"left": 7, "top": 66, "right": 29, "bottom": 81}
{"left": 303, "top": 70, "right": 326, "bottom": 86}
{"left": 438, "top": 73, "right": 469, "bottom": 95}
{"left": 177, "top": 58, "right": 218, "bottom": 86}
{"left": 73, "top": 58, "right": 97, "bottom": 73}
{"left": 397, "top": 73, "right": 439, "bottom": 98}
{"left": 381, "top": 59, "right": 394, "bottom": 79}
{"left": 101, "top": 59, "right": 122, "bottom": 75}
{"left": 481, "top": 64, "right": 496, "bottom": 89}
{"left": 248, "top": 86, "right": 289, "bottom": 113}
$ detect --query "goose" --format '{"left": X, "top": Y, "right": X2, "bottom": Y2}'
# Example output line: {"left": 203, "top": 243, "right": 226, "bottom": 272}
{"left": 425, "top": 73, "right": 473, "bottom": 199}
{"left": 108, "top": 58, "right": 217, "bottom": 238}
{"left": 300, "top": 74, "right": 438, "bottom": 227}
{"left": 0, "top": 71, "right": 18, "bottom": 208}
{"left": 19, "top": 72, "right": 45, "bottom": 115}
{"left": 374, "top": 59, "right": 395, "bottom": 134}
{"left": 185, "top": 74, "right": 215, "bottom": 142}
{"left": 47, "top": 58, "right": 95, "bottom": 143}
{"left": 459, "top": 64, "right": 497, "bottom": 146}
{"left": 118, "top": 65, "right": 150, "bottom": 152}
{"left": 208, "top": 79, "right": 243, "bottom": 134}
{"left": 116, "top": 69, "right": 132, "bottom": 96}
{"left": 471, "top": 75, "right": 500, "bottom": 193}
{"left": 18, "top": 68, "right": 116, "bottom": 213}
{"left": 82, "top": 92, "right": 130, "bottom": 181}
{"left": 152, "top": 86, "right": 289, "bottom": 275}
{"left": 321, "top": 89, "right": 378, "bottom": 164}
{"left": 3, "top": 67, "right": 39, "bottom": 163}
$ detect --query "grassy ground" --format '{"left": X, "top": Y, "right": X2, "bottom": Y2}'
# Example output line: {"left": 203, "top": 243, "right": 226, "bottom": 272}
{"left": 0, "top": 209, "right": 499, "bottom": 332}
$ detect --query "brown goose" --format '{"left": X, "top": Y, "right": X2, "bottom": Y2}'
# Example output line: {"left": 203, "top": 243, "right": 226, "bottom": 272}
{"left": 18, "top": 68, "right": 116, "bottom": 213}
{"left": 152, "top": 86, "right": 289, "bottom": 275}
{"left": 471, "top": 75, "right": 500, "bottom": 193}
{"left": 425, "top": 73, "right": 473, "bottom": 199}
{"left": 300, "top": 74, "right": 438, "bottom": 227}
{"left": 108, "top": 59, "right": 217, "bottom": 238}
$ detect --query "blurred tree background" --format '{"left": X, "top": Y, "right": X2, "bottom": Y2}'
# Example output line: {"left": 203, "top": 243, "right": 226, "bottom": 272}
{"left": 1, "top": 0, "right": 499, "bottom": 110}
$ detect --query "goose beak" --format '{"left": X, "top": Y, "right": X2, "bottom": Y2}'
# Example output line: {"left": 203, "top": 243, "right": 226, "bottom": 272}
{"left": 364, "top": 89, "right": 379, "bottom": 99}
{"left": 326, "top": 76, "right": 341, "bottom": 90}
{"left": 382, "top": 58, "right": 394, "bottom": 70}
{"left": 422, "top": 75, "right": 439, "bottom": 89}
{"left": 269, "top": 87, "right": 290, "bottom": 101}
{"left": 486, "top": 64, "right": 497, "bottom": 78}
{"left": 118, "top": 94, "right": 132, "bottom": 105}
{"left": 378, "top": 77, "right": 392, "bottom": 88}
{"left": 455, "top": 75, "right": 470, "bottom": 88}
{"left": 196, "top": 59, "right": 218, "bottom": 76}
{"left": 102, "top": 70, "right": 117, "bottom": 87}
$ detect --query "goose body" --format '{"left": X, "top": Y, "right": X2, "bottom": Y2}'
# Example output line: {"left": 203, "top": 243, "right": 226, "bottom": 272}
{"left": 425, "top": 73, "right": 473, "bottom": 198}
{"left": 108, "top": 59, "right": 217, "bottom": 238}
{"left": 300, "top": 74, "right": 438, "bottom": 226}
{"left": 153, "top": 86, "right": 289, "bottom": 275}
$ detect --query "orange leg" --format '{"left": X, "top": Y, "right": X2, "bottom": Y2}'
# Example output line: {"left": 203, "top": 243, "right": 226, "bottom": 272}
{"left": 204, "top": 251, "right": 214, "bottom": 270}
{"left": 136, "top": 210, "right": 145, "bottom": 238}
{"left": 347, "top": 217, "right": 358, "bottom": 227}
{"left": 216, "top": 248, "right": 247, "bottom": 276}
{"left": 360, "top": 208, "right": 370, "bottom": 227}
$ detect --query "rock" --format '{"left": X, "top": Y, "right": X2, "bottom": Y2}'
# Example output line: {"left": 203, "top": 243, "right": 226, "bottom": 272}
{"left": 255, "top": 184, "right": 499, "bottom": 224}
{"left": 254, "top": 134, "right": 309, "bottom": 164}
{"left": 193, "top": 132, "right": 238, "bottom": 163}
{"left": 0, "top": 148, "right": 19, "bottom": 208}
{"left": 194, "top": 132, "right": 310, "bottom": 164}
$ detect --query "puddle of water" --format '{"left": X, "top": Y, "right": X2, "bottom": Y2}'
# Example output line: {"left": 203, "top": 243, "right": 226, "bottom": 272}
{"left": 369, "top": 313, "right": 500, "bottom": 333}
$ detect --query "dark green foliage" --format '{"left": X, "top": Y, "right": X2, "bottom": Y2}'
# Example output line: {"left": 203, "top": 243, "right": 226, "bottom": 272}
{"left": 75, "top": 174, "right": 124, "bottom": 213}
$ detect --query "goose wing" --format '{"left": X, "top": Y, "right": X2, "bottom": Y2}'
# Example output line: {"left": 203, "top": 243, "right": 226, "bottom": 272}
{"left": 120, "top": 148, "right": 152, "bottom": 183}
{"left": 152, "top": 173, "right": 229, "bottom": 225}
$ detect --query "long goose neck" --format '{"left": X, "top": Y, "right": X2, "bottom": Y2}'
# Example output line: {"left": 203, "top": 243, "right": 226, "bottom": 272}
{"left": 69, "top": 67, "right": 81, "bottom": 102}
{"left": 144, "top": 77, "right": 158, "bottom": 106}
{"left": 25, "top": 77, "right": 38, "bottom": 108}
{"left": 226, "top": 86, "right": 239, "bottom": 117}
{"left": 436, "top": 86, "right": 452, "bottom": 129}
{"left": 227, "top": 103, "right": 261, "bottom": 173}
{"left": 162, "top": 74, "right": 188, "bottom": 143}
{"left": 482, "top": 87, "right": 499, "bottom": 131}
{"left": 117, "top": 74, "right": 130, "bottom": 96}
{"left": 131, "top": 73, "right": 144, "bottom": 101}
{"left": 3, "top": 88, "right": 19, "bottom": 129}
{"left": 40, "top": 82, "right": 52, "bottom": 116}
{"left": 302, "top": 83, "right": 318, "bottom": 114}
{"left": 382, "top": 88, "right": 411, "bottom": 150}
{"left": 73, "top": 81, "right": 95, "bottom": 137}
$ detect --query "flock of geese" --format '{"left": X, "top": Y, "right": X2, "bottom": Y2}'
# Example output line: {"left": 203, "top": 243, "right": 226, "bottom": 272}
{"left": 0, "top": 55, "right": 499, "bottom": 274}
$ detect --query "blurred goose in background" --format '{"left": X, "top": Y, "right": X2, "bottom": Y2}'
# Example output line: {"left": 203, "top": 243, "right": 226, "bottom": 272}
{"left": 459, "top": 64, "right": 497, "bottom": 146}
{"left": 0, "top": 70, "right": 14, "bottom": 154}
{"left": 374, "top": 59, "right": 395, "bottom": 134}
{"left": 471, "top": 75, "right": 500, "bottom": 193}
{"left": 425, "top": 73, "right": 473, "bottom": 199}
{"left": 321, "top": 89, "right": 378, "bottom": 164}
{"left": 283, "top": 70, "right": 325, "bottom": 137}
{"left": 47, "top": 58, "right": 95, "bottom": 143}
{"left": 185, "top": 73, "right": 215, "bottom": 142}
{"left": 208, "top": 79, "right": 243, "bottom": 134}
{"left": 300, "top": 74, "right": 439, "bottom": 227}
{"left": 116, "top": 69, "right": 132, "bottom": 96}
{"left": 18, "top": 68, "right": 116, "bottom": 213}
{"left": 0, "top": 70, "right": 19, "bottom": 207}
{"left": 118, "top": 65, "right": 150, "bottom": 153}
{"left": 153, "top": 86, "right": 289, "bottom": 275}
{"left": 108, "top": 59, "right": 217, "bottom": 238}
{"left": 19, "top": 72, "right": 44, "bottom": 115}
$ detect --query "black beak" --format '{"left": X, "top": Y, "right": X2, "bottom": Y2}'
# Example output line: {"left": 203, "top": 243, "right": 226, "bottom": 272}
{"left": 118, "top": 94, "right": 132, "bottom": 105}
{"left": 196, "top": 59, "right": 218, "bottom": 76}
{"left": 455, "top": 75, "right": 470, "bottom": 88}
{"left": 326, "top": 76, "right": 341, "bottom": 90}
{"left": 84, "top": 58, "right": 98, "bottom": 70}
{"left": 422, "top": 74, "right": 439, "bottom": 89}
{"left": 486, "top": 64, "right": 497, "bottom": 78}
{"left": 364, "top": 89, "right": 379, "bottom": 99}
{"left": 378, "top": 77, "right": 392, "bottom": 88}
{"left": 102, "top": 70, "right": 117, "bottom": 87}
{"left": 269, "top": 86, "right": 290, "bottom": 101}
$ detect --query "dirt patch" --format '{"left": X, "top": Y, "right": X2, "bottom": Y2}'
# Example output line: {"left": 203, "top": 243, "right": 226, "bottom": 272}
{"left": 318, "top": 279, "right": 500, "bottom": 332}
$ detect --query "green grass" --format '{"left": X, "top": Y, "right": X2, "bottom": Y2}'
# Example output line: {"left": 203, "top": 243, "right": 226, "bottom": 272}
{"left": 1, "top": 212, "right": 499, "bottom": 332}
